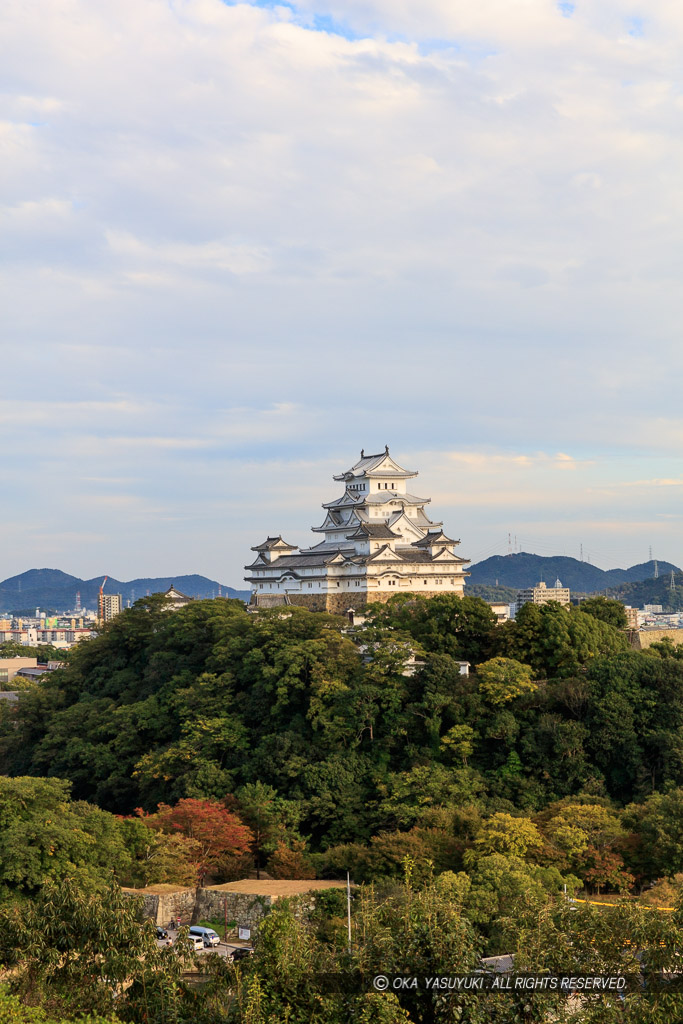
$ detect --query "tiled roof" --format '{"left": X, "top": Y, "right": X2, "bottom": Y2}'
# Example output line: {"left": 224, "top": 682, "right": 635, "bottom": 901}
{"left": 246, "top": 548, "right": 359, "bottom": 571}
{"left": 393, "top": 549, "right": 469, "bottom": 564}
{"left": 251, "top": 536, "right": 298, "bottom": 552}
{"left": 333, "top": 447, "right": 418, "bottom": 481}
{"left": 363, "top": 492, "right": 429, "bottom": 505}
{"left": 322, "top": 491, "right": 429, "bottom": 511}
{"left": 347, "top": 523, "right": 398, "bottom": 539}
{"left": 413, "top": 530, "right": 457, "bottom": 548}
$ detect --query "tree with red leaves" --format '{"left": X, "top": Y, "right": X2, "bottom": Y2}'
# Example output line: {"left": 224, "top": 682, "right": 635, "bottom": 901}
{"left": 142, "top": 798, "right": 253, "bottom": 885}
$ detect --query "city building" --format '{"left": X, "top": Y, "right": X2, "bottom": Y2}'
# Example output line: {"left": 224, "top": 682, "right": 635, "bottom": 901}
{"left": 14, "top": 661, "right": 63, "bottom": 681}
{"left": 624, "top": 606, "right": 639, "bottom": 629}
{"left": 0, "top": 626, "right": 95, "bottom": 648}
{"left": 488, "top": 602, "right": 514, "bottom": 623}
{"left": 245, "top": 447, "right": 470, "bottom": 613}
{"left": 516, "top": 579, "right": 570, "bottom": 611}
{"left": 0, "top": 658, "right": 38, "bottom": 687}
{"left": 99, "top": 593, "right": 122, "bottom": 623}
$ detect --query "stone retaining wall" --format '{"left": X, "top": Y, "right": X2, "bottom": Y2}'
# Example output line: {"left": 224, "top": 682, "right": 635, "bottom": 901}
{"left": 196, "top": 889, "right": 274, "bottom": 935}
{"left": 124, "top": 887, "right": 197, "bottom": 927}
{"left": 289, "top": 590, "right": 459, "bottom": 614}
{"left": 630, "top": 628, "right": 683, "bottom": 650}
{"left": 124, "top": 886, "right": 313, "bottom": 937}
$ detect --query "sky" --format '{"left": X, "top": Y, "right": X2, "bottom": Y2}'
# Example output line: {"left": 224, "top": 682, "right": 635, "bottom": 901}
{"left": 2, "top": 0, "right": 683, "bottom": 585}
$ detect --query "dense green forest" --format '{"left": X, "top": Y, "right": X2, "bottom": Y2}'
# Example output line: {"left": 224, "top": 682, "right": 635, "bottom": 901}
{"left": 3, "top": 593, "right": 683, "bottom": 1021}
{"left": 605, "top": 572, "right": 683, "bottom": 612}
{"left": 3, "top": 594, "right": 683, "bottom": 884}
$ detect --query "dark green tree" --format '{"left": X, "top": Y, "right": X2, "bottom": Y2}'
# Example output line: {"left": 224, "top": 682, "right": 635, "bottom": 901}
{"left": 579, "top": 596, "right": 628, "bottom": 630}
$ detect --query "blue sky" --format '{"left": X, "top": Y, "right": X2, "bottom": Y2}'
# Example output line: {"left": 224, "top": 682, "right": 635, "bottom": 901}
{"left": 2, "top": 0, "right": 682, "bottom": 586}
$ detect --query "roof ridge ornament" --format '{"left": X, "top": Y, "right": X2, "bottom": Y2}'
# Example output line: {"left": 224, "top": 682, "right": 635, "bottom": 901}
{"left": 385, "top": 444, "right": 389, "bottom": 454}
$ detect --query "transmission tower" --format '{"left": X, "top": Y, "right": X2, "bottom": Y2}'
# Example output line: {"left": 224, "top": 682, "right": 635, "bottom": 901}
{"left": 671, "top": 570, "right": 676, "bottom": 592}
{"left": 654, "top": 560, "right": 659, "bottom": 578}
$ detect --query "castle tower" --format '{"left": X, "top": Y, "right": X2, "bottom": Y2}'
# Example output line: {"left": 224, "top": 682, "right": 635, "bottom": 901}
{"left": 245, "top": 447, "right": 470, "bottom": 613}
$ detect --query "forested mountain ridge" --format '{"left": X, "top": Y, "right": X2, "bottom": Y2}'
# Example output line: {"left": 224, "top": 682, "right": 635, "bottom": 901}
{"left": 0, "top": 567, "right": 249, "bottom": 612}
{"left": 3, "top": 593, "right": 683, "bottom": 1021}
{"left": 1, "top": 591, "right": 682, "bottom": 871}
{"left": 468, "top": 552, "right": 679, "bottom": 591}
{"left": 604, "top": 572, "right": 683, "bottom": 612}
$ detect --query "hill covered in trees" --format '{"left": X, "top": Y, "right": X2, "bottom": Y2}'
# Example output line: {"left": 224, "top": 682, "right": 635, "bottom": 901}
{"left": 468, "top": 552, "right": 679, "bottom": 591}
{"left": 604, "top": 571, "right": 683, "bottom": 612}
{"left": 1, "top": 593, "right": 682, "bottom": 878}
{"left": 0, "top": 568, "right": 249, "bottom": 613}
{"left": 2, "top": 594, "right": 683, "bottom": 1021}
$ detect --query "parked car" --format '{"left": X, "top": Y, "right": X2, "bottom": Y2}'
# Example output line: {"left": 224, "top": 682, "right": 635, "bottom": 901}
{"left": 231, "top": 947, "right": 254, "bottom": 961}
{"left": 190, "top": 935, "right": 205, "bottom": 952}
{"left": 156, "top": 926, "right": 170, "bottom": 940}
{"left": 189, "top": 926, "right": 221, "bottom": 948}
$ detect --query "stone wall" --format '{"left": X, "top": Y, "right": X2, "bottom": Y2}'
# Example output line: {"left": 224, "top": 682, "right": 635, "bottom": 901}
{"left": 125, "top": 882, "right": 346, "bottom": 937}
{"left": 196, "top": 889, "right": 274, "bottom": 935}
{"left": 630, "top": 628, "right": 683, "bottom": 650}
{"left": 123, "top": 887, "right": 197, "bottom": 926}
{"left": 128, "top": 889, "right": 292, "bottom": 937}
{"left": 288, "top": 590, "right": 458, "bottom": 614}
{"left": 286, "top": 594, "right": 331, "bottom": 612}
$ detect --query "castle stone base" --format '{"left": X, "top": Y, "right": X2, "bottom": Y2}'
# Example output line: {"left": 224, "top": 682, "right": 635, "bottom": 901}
{"left": 284, "top": 591, "right": 457, "bottom": 614}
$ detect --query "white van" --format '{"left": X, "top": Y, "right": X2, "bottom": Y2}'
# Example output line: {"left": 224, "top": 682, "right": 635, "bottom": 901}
{"left": 189, "top": 926, "right": 221, "bottom": 948}
{"left": 190, "top": 935, "right": 204, "bottom": 952}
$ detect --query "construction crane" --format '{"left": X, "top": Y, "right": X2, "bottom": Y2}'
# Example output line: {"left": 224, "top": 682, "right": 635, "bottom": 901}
{"left": 98, "top": 576, "right": 108, "bottom": 624}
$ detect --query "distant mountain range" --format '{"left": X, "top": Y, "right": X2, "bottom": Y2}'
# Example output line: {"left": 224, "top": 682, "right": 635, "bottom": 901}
{"left": 3, "top": 555, "right": 681, "bottom": 615}
{"left": 467, "top": 553, "right": 680, "bottom": 594}
{"left": 0, "top": 569, "right": 250, "bottom": 614}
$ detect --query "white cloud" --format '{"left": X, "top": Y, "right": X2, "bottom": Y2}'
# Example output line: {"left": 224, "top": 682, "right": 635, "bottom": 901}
{"left": 2, "top": 0, "right": 683, "bottom": 579}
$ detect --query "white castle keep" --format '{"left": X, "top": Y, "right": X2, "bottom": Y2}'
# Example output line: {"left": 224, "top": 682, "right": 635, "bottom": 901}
{"left": 245, "top": 447, "right": 470, "bottom": 612}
